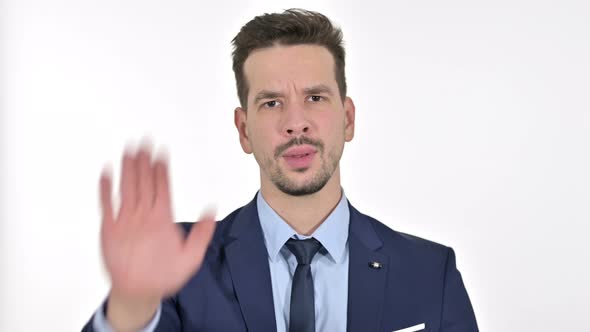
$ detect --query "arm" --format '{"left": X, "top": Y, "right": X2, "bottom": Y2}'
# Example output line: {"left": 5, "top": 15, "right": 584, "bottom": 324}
{"left": 82, "top": 295, "right": 185, "bottom": 332}
{"left": 85, "top": 300, "right": 162, "bottom": 332}
{"left": 81, "top": 143, "right": 215, "bottom": 332}
{"left": 440, "top": 248, "right": 479, "bottom": 332}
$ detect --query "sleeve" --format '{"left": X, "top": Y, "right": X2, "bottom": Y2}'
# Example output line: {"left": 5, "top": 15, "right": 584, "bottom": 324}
{"left": 79, "top": 299, "right": 162, "bottom": 332}
{"left": 91, "top": 301, "right": 161, "bottom": 332}
{"left": 81, "top": 296, "right": 183, "bottom": 332}
{"left": 440, "top": 248, "right": 480, "bottom": 332}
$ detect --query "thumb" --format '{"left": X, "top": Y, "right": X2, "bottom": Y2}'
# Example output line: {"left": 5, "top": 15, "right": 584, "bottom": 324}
{"left": 178, "top": 212, "right": 217, "bottom": 276}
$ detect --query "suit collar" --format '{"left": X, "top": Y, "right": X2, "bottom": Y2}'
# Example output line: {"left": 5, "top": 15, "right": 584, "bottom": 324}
{"left": 227, "top": 192, "right": 261, "bottom": 240}
{"left": 225, "top": 193, "right": 278, "bottom": 332}
{"left": 347, "top": 203, "right": 390, "bottom": 332}
{"left": 256, "top": 189, "right": 350, "bottom": 263}
{"left": 225, "top": 193, "right": 392, "bottom": 332}
{"left": 348, "top": 202, "right": 383, "bottom": 251}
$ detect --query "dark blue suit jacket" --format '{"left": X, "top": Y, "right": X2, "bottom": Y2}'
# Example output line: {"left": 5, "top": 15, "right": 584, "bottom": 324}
{"left": 83, "top": 193, "right": 478, "bottom": 332}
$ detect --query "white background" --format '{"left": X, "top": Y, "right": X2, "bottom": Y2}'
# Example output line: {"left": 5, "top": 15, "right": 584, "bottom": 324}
{"left": 1, "top": 0, "right": 589, "bottom": 331}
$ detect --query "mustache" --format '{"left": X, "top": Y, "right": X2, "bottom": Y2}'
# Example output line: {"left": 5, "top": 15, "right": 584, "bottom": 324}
{"left": 275, "top": 136, "right": 324, "bottom": 159}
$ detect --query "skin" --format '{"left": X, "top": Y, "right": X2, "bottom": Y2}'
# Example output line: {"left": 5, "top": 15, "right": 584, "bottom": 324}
{"left": 100, "top": 43, "right": 355, "bottom": 331}
{"left": 234, "top": 44, "right": 355, "bottom": 235}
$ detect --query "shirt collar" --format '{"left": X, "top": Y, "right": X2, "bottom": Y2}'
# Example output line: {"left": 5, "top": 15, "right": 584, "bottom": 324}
{"left": 256, "top": 189, "right": 350, "bottom": 264}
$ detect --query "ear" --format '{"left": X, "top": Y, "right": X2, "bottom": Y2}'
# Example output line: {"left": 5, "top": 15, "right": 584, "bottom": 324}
{"left": 234, "top": 107, "right": 253, "bottom": 154}
{"left": 343, "top": 97, "right": 355, "bottom": 142}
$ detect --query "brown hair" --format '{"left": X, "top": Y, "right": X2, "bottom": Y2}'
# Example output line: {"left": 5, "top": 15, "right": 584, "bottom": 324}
{"left": 231, "top": 8, "right": 347, "bottom": 109}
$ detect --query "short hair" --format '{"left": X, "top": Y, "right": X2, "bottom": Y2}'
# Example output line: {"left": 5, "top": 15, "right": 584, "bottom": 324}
{"left": 231, "top": 8, "right": 347, "bottom": 109}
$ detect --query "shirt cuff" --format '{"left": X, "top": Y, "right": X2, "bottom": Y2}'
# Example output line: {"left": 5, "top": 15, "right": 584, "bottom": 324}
{"left": 92, "top": 299, "right": 162, "bottom": 332}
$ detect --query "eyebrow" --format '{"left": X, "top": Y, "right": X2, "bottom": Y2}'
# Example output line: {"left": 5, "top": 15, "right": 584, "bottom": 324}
{"left": 303, "top": 84, "right": 334, "bottom": 97}
{"left": 252, "top": 84, "right": 335, "bottom": 105}
{"left": 253, "top": 91, "right": 284, "bottom": 105}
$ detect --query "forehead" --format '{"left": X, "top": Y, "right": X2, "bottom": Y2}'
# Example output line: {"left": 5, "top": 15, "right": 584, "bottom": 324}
{"left": 243, "top": 44, "right": 337, "bottom": 100}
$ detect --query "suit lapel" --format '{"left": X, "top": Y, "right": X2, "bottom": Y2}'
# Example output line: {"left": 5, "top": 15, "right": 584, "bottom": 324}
{"left": 347, "top": 204, "right": 389, "bottom": 332}
{"left": 225, "top": 194, "right": 277, "bottom": 332}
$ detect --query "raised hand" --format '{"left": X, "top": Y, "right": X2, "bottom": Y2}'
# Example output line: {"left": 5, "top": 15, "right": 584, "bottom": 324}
{"left": 99, "top": 144, "right": 216, "bottom": 330}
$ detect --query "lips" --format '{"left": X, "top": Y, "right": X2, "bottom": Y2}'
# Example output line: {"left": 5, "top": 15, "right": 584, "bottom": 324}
{"left": 282, "top": 145, "right": 317, "bottom": 158}
{"left": 282, "top": 145, "right": 317, "bottom": 169}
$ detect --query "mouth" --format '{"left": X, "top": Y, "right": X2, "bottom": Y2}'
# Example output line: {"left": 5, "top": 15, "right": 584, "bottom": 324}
{"left": 282, "top": 149, "right": 317, "bottom": 169}
{"left": 282, "top": 145, "right": 318, "bottom": 158}
{"left": 284, "top": 152, "right": 314, "bottom": 158}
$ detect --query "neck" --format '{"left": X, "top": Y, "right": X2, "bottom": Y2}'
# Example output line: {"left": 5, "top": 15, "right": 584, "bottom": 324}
{"left": 260, "top": 166, "right": 343, "bottom": 236}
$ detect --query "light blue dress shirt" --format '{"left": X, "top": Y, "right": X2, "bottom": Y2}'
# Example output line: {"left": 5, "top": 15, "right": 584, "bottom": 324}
{"left": 93, "top": 189, "right": 350, "bottom": 332}
{"left": 258, "top": 189, "right": 350, "bottom": 332}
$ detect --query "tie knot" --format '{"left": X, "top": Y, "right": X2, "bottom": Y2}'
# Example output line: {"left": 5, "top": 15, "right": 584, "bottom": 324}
{"left": 285, "top": 238, "right": 322, "bottom": 265}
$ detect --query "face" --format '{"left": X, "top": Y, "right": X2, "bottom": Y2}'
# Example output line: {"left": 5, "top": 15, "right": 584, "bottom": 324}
{"left": 234, "top": 44, "right": 355, "bottom": 197}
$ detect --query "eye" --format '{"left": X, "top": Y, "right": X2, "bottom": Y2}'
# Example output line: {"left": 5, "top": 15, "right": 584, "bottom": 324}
{"left": 263, "top": 100, "right": 281, "bottom": 108}
{"left": 308, "top": 95, "right": 324, "bottom": 102}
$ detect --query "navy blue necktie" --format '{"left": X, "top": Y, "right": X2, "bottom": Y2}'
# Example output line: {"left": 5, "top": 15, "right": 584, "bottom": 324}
{"left": 285, "top": 238, "right": 323, "bottom": 332}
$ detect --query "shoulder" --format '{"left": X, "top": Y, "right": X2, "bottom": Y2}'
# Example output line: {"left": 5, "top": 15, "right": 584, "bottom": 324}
{"left": 356, "top": 208, "right": 453, "bottom": 266}
{"left": 176, "top": 205, "right": 244, "bottom": 241}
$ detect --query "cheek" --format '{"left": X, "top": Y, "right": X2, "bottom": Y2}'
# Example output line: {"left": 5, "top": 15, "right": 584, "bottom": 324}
{"left": 250, "top": 121, "right": 278, "bottom": 155}
{"left": 320, "top": 113, "right": 346, "bottom": 139}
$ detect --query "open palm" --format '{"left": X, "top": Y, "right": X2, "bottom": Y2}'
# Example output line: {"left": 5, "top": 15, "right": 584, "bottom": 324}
{"left": 99, "top": 146, "right": 216, "bottom": 300}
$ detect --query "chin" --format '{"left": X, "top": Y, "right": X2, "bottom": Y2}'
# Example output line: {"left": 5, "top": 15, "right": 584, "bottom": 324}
{"left": 275, "top": 175, "right": 331, "bottom": 197}
{"left": 278, "top": 186, "right": 323, "bottom": 197}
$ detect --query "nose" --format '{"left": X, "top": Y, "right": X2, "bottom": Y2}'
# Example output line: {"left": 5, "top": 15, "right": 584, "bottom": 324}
{"left": 286, "top": 125, "right": 309, "bottom": 135}
{"left": 283, "top": 103, "right": 310, "bottom": 136}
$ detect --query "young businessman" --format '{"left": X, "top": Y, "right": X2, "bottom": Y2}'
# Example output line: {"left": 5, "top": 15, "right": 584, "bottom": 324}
{"left": 83, "top": 8, "right": 479, "bottom": 332}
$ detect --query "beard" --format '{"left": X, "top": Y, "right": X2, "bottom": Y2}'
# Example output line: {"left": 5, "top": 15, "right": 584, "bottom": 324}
{"left": 264, "top": 136, "right": 341, "bottom": 197}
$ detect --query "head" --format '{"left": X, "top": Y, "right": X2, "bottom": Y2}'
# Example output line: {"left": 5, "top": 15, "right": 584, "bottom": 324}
{"left": 232, "top": 9, "right": 355, "bottom": 197}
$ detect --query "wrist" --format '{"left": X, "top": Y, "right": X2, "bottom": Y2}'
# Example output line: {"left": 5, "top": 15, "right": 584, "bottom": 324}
{"left": 106, "top": 290, "right": 160, "bottom": 332}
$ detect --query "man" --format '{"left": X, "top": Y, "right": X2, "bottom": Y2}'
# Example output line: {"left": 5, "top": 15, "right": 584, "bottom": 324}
{"left": 83, "top": 8, "right": 478, "bottom": 332}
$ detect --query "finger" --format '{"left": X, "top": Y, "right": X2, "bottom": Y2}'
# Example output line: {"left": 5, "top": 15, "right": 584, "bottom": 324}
{"left": 137, "top": 144, "right": 155, "bottom": 210}
{"left": 100, "top": 169, "right": 115, "bottom": 235}
{"left": 178, "top": 212, "right": 217, "bottom": 275}
{"left": 153, "top": 156, "right": 172, "bottom": 216}
{"left": 119, "top": 151, "right": 138, "bottom": 217}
